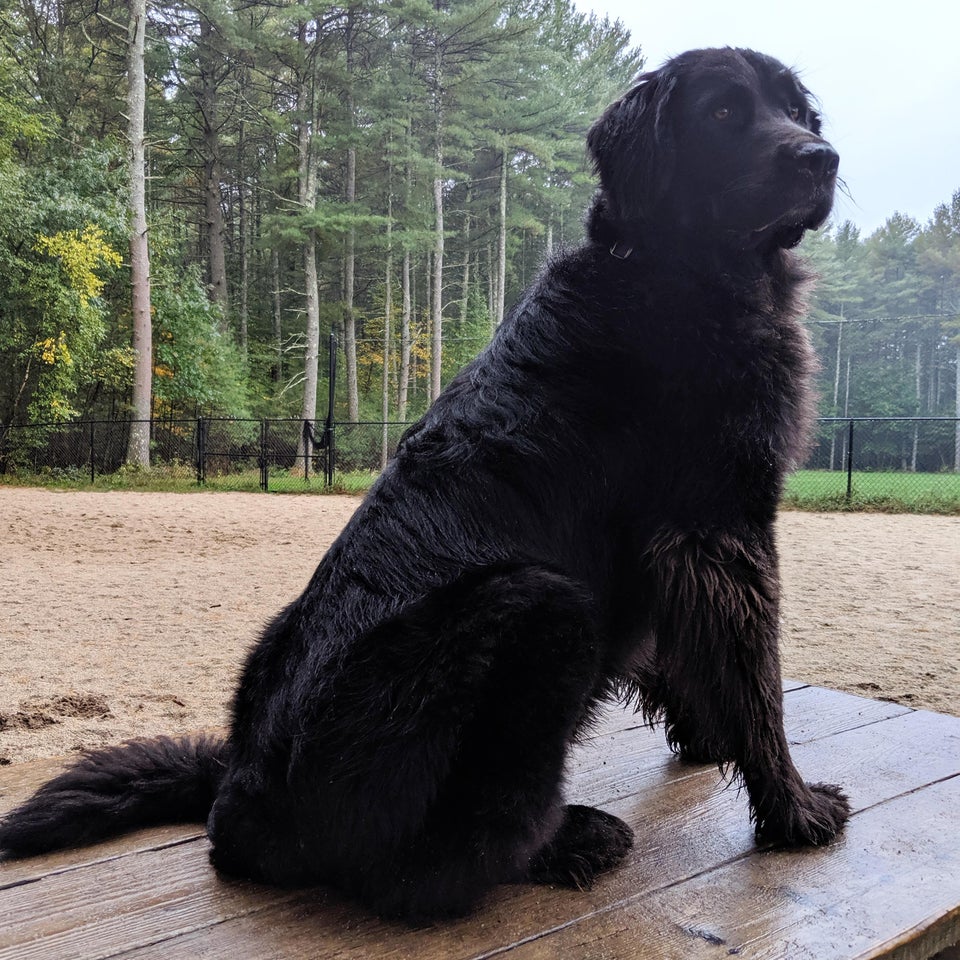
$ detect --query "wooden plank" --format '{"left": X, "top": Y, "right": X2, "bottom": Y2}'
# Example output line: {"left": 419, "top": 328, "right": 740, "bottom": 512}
{"left": 0, "top": 684, "right": 840, "bottom": 889}
{"left": 0, "top": 691, "right": 953, "bottom": 960}
{"left": 0, "top": 825, "right": 204, "bottom": 892}
{"left": 0, "top": 841, "right": 302, "bottom": 960}
{"left": 106, "top": 709, "right": 960, "bottom": 959}
{"left": 783, "top": 684, "right": 913, "bottom": 744}
{"left": 502, "top": 775, "right": 960, "bottom": 960}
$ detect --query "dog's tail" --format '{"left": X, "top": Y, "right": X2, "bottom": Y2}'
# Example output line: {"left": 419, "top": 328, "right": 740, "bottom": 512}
{"left": 0, "top": 735, "right": 229, "bottom": 858}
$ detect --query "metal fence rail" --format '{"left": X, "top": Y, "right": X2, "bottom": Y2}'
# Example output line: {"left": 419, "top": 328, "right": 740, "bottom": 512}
{"left": 1, "top": 416, "right": 958, "bottom": 508}
{"left": 0, "top": 417, "right": 412, "bottom": 492}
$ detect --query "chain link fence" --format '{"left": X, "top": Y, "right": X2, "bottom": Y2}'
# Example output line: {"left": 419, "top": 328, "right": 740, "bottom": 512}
{"left": 2, "top": 416, "right": 958, "bottom": 511}
{"left": 783, "top": 417, "right": 960, "bottom": 512}
{"left": 0, "top": 418, "right": 412, "bottom": 493}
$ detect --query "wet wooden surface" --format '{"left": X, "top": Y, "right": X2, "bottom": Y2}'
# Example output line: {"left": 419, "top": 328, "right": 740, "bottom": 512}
{"left": 1, "top": 683, "right": 958, "bottom": 960}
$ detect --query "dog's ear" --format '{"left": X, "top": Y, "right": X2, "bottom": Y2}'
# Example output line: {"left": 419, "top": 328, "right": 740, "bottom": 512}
{"left": 587, "top": 69, "right": 677, "bottom": 227}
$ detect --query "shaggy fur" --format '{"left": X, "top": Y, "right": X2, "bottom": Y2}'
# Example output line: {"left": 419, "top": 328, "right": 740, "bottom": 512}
{"left": 0, "top": 47, "right": 850, "bottom": 921}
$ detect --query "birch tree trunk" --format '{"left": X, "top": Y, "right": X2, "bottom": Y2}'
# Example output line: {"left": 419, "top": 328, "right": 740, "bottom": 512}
{"left": 430, "top": 177, "right": 444, "bottom": 401}
{"left": 429, "top": 45, "right": 444, "bottom": 403}
{"left": 495, "top": 148, "right": 507, "bottom": 328}
{"left": 954, "top": 341, "right": 960, "bottom": 472}
{"left": 381, "top": 197, "right": 393, "bottom": 470}
{"left": 237, "top": 118, "right": 248, "bottom": 354}
{"left": 829, "top": 306, "right": 844, "bottom": 471}
{"left": 398, "top": 141, "right": 413, "bottom": 421}
{"left": 460, "top": 184, "right": 471, "bottom": 328}
{"left": 301, "top": 223, "right": 320, "bottom": 461}
{"left": 487, "top": 241, "right": 495, "bottom": 333}
{"left": 911, "top": 341, "right": 922, "bottom": 471}
{"left": 200, "top": 14, "right": 228, "bottom": 315}
{"left": 272, "top": 248, "right": 282, "bottom": 381}
{"left": 343, "top": 13, "right": 359, "bottom": 421}
{"left": 399, "top": 248, "right": 411, "bottom": 421}
{"left": 344, "top": 141, "right": 358, "bottom": 421}
{"left": 295, "top": 20, "right": 321, "bottom": 468}
{"left": 125, "top": 0, "right": 152, "bottom": 468}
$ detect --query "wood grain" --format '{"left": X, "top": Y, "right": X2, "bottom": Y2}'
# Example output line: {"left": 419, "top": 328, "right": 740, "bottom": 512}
{"left": 1, "top": 686, "right": 957, "bottom": 960}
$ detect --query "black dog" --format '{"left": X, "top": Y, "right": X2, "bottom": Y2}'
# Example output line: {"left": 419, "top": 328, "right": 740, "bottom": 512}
{"left": 0, "top": 48, "right": 849, "bottom": 921}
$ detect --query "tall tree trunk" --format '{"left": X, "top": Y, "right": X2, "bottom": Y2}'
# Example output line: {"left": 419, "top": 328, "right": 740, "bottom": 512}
{"left": 829, "top": 306, "right": 844, "bottom": 471}
{"left": 429, "top": 46, "right": 444, "bottom": 403}
{"left": 272, "top": 248, "right": 282, "bottom": 382}
{"left": 237, "top": 118, "right": 249, "bottom": 355}
{"left": 460, "top": 184, "right": 471, "bottom": 329}
{"left": 399, "top": 144, "right": 413, "bottom": 422}
{"left": 381, "top": 194, "right": 393, "bottom": 470}
{"left": 125, "top": 0, "right": 152, "bottom": 468}
{"left": 295, "top": 21, "right": 321, "bottom": 467}
{"left": 200, "top": 15, "right": 228, "bottom": 315}
{"left": 487, "top": 241, "right": 494, "bottom": 333}
{"left": 911, "top": 341, "right": 922, "bottom": 471}
{"left": 343, "top": 13, "right": 359, "bottom": 421}
{"left": 343, "top": 142, "right": 358, "bottom": 421}
{"left": 301, "top": 227, "right": 320, "bottom": 449}
{"left": 430, "top": 172, "right": 443, "bottom": 401}
{"left": 496, "top": 148, "right": 507, "bottom": 328}
{"left": 399, "top": 249, "right": 411, "bottom": 421}
{"left": 954, "top": 341, "right": 960, "bottom": 472}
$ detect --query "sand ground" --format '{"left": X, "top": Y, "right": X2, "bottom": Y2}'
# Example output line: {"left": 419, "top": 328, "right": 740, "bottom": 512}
{"left": 1, "top": 488, "right": 957, "bottom": 764}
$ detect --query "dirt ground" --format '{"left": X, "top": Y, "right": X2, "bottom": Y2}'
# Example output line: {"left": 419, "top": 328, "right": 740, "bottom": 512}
{"left": 1, "top": 488, "right": 957, "bottom": 764}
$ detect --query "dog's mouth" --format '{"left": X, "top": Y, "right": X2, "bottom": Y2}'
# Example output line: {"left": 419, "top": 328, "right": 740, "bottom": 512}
{"left": 747, "top": 188, "right": 835, "bottom": 250}
{"left": 751, "top": 212, "right": 821, "bottom": 249}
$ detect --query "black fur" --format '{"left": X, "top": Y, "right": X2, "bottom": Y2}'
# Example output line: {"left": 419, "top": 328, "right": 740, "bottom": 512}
{"left": 0, "top": 47, "right": 849, "bottom": 920}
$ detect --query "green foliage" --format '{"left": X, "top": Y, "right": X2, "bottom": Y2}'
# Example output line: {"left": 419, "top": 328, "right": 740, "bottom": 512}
{"left": 152, "top": 267, "right": 250, "bottom": 417}
{"left": 800, "top": 200, "right": 960, "bottom": 437}
{"left": 0, "top": 0, "right": 956, "bottom": 450}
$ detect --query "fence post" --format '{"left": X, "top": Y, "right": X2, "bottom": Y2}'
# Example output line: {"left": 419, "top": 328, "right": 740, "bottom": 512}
{"left": 196, "top": 417, "right": 206, "bottom": 485}
{"left": 325, "top": 332, "right": 337, "bottom": 487}
{"left": 845, "top": 419, "right": 854, "bottom": 501}
{"left": 89, "top": 420, "right": 95, "bottom": 484}
{"left": 302, "top": 419, "right": 311, "bottom": 482}
{"left": 260, "top": 419, "right": 268, "bottom": 492}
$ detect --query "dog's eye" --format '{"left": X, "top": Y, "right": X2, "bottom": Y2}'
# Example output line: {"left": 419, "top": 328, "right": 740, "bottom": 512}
{"left": 788, "top": 104, "right": 802, "bottom": 122}
{"left": 713, "top": 105, "right": 732, "bottom": 121}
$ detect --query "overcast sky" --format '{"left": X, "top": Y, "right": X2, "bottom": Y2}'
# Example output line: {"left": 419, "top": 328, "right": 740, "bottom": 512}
{"left": 583, "top": 0, "right": 960, "bottom": 237}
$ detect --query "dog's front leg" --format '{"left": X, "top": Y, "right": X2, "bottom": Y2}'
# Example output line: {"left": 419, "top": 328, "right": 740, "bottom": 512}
{"left": 647, "top": 526, "right": 850, "bottom": 846}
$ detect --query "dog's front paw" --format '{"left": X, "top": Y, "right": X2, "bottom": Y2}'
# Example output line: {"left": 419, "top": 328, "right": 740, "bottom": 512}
{"left": 528, "top": 804, "right": 634, "bottom": 889}
{"left": 756, "top": 782, "right": 850, "bottom": 847}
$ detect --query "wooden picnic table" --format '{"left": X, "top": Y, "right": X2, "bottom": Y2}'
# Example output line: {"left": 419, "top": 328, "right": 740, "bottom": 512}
{"left": 1, "top": 682, "right": 959, "bottom": 960}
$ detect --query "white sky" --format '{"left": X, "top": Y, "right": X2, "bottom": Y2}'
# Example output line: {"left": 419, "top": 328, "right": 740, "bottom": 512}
{"left": 583, "top": 0, "right": 960, "bottom": 236}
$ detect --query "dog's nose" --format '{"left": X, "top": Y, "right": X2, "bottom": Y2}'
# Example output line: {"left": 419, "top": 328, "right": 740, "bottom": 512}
{"left": 796, "top": 142, "right": 839, "bottom": 181}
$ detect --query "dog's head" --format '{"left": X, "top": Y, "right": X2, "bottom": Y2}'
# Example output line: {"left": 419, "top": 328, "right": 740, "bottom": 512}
{"left": 588, "top": 48, "right": 839, "bottom": 252}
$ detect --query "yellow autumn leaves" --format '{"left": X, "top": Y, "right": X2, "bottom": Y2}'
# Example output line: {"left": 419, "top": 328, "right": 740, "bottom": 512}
{"left": 36, "top": 331, "right": 71, "bottom": 366}
{"left": 34, "top": 224, "right": 122, "bottom": 307}
{"left": 32, "top": 224, "right": 122, "bottom": 368}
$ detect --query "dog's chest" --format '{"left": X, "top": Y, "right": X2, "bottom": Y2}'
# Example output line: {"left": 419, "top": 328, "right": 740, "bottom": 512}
{"left": 706, "top": 310, "right": 814, "bottom": 481}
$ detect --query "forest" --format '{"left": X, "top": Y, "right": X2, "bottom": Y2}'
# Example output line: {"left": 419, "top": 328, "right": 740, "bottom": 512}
{"left": 0, "top": 0, "right": 958, "bottom": 469}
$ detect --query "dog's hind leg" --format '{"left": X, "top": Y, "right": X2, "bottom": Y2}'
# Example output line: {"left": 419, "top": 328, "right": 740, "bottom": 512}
{"left": 355, "top": 564, "right": 633, "bottom": 921}
{"left": 648, "top": 527, "right": 850, "bottom": 846}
